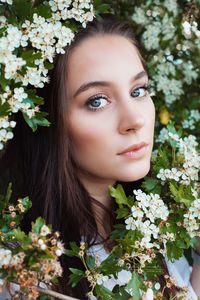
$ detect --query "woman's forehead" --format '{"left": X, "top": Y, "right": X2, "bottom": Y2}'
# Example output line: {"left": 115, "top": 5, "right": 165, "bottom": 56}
{"left": 67, "top": 35, "right": 144, "bottom": 91}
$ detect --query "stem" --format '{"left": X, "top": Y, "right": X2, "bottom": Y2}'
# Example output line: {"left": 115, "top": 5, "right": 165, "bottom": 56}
{"left": 10, "top": 282, "right": 79, "bottom": 300}
{"left": 36, "top": 286, "right": 79, "bottom": 300}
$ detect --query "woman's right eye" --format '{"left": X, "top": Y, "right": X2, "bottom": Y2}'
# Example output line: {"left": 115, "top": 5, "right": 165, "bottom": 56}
{"left": 86, "top": 96, "right": 109, "bottom": 111}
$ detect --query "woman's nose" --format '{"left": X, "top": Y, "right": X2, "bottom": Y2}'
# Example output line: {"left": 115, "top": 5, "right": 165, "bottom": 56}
{"left": 118, "top": 99, "right": 145, "bottom": 134}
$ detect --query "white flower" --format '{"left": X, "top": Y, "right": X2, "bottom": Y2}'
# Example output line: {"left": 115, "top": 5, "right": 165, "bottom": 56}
{"left": 156, "top": 128, "right": 169, "bottom": 144}
{"left": 13, "top": 87, "right": 27, "bottom": 102}
{"left": 2, "top": 54, "right": 26, "bottom": 80}
{"left": 155, "top": 282, "right": 161, "bottom": 290}
{"left": 22, "top": 66, "right": 48, "bottom": 88}
{"left": 10, "top": 252, "right": 25, "bottom": 266}
{"left": 40, "top": 225, "right": 51, "bottom": 236}
{"left": 49, "top": 0, "right": 72, "bottom": 12}
{"left": 0, "top": 16, "right": 7, "bottom": 28}
{"left": 182, "top": 21, "right": 192, "bottom": 36}
{"left": 0, "top": 248, "right": 12, "bottom": 268}
{"left": 182, "top": 109, "right": 200, "bottom": 130}
{"left": 56, "top": 241, "right": 65, "bottom": 256}
{"left": 40, "top": 244, "right": 47, "bottom": 250}
{"left": 38, "top": 239, "right": 44, "bottom": 246}
{"left": 140, "top": 236, "right": 154, "bottom": 249}
{"left": 125, "top": 216, "right": 137, "bottom": 231}
{"left": 55, "top": 249, "right": 63, "bottom": 257}
{"left": 142, "top": 220, "right": 159, "bottom": 239}
{"left": 0, "top": 278, "right": 5, "bottom": 286}
{"left": 95, "top": 273, "right": 109, "bottom": 285}
{"left": 163, "top": 0, "right": 178, "bottom": 15}
{"left": 0, "top": 0, "right": 13, "bottom": 4}
{"left": 131, "top": 207, "right": 144, "bottom": 219}
{"left": 132, "top": 7, "right": 148, "bottom": 25}
{"left": 0, "top": 128, "right": 14, "bottom": 142}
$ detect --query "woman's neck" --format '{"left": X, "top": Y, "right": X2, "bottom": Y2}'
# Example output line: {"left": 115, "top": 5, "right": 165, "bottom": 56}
{"left": 78, "top": 172, "right": 116, "bottom": 238}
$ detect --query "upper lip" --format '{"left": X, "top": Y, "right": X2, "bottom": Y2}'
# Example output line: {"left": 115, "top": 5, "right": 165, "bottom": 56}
{"left": 118, "top": 142, "right": 149, "bottom": 154}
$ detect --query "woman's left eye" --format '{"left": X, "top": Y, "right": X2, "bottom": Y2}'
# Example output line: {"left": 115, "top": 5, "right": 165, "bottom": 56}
{"left": 131, "top": 86, "right": 148, "bottom": 98}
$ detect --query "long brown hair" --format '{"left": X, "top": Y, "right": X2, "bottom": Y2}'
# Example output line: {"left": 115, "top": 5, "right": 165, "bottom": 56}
{"left": 0, "top": 17, "right": 174, "bottom": 299}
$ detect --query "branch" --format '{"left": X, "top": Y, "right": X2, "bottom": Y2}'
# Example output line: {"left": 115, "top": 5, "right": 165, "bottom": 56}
{"left": 9, "top": 282, "right": 79, "bottom": 300}
{"left": 37, "top": 286, "right": 79, "bottom": 300}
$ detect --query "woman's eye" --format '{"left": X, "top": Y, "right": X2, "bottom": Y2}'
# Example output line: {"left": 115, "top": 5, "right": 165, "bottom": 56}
{"left": 87, "top": 96, "right": 108, "bottom": 110}
{"left": 131, "top": 86, "right": 148, "bottom": 98}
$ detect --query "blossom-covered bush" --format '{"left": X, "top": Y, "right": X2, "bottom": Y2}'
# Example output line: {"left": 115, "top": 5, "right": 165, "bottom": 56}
{"left": 66, "top": 124, "right": 200, "bottom": 299}
{"left": 0, "top": 0, "right": 94, "bottom": 150}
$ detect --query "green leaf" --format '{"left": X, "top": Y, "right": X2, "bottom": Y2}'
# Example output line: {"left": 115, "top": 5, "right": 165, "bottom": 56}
{"left": 142, "top": 177, "right": 159, "bottom": 192}
{"left": 21, "top": 196, "right": 32, "bottom": 211}
{"left": 116, "top": 207, "right": 129, "bottom": 219}
{"left": 166, "top": 241, "right": 184, "bottom": 261}
{"left": 21, "top": 50, "right": 42, "bottom": 67}
{"left": 44, "top": 61, "right": 54, "bottom": 70}
{"left": 11, "top": 0, "right": 32, "bottom": 20}
{"left": 4, "top": 183, "right": 12, "bottom": 207}
{"left": 110, "top": 224, "right": 126, "bottom": 240}
{"left": 34, "top": 4, "right": 52, "bottom": 19}
{"left": 23, "top": 111, "right": 50, "bottom": 132}
{"left": 109, "top": 184, "right": 129, "bottom": 206}
{"left": 125, "top": 272, "right": 141, "bottom": 300}
{"left": 95, "top": 3, "right": 110, "bottom": 14}
{"left": 86, "top": 255, "right": 95, "bottom": 270}
{"left": 112, "top": 286, "right": 131, "bottom": 300}
{"left": 95, "top": 284, "right": 113, "bottom": 299}
{"left": 69, "top": 268, "right": 85, "bottom": 287}
{"left": 69, "top": 241, "right": 80, "bottom": 256}
{"left": 24, "top": 93, "right": 44, "bottom": 106}
{"left": 31, "top": 217, "right": 45, "bottom": 234}
{"left": 0, "top": 184, "right": 13, "bottom": 215}
{"left": 169, "top": 182, "right": 194, "bottom": 207}
{"left": 0, "top": 73, "right": 10, "bottom": 92}
{"left": 65, "top": 249, "right": 76, "bottom": 257}
{"left": 12, "top": 228, "right": 26, "bottom": 241}
{"left": 154, "top": 147, "right": 170, "bottom": 171}
{"left": 99, "top": 259, "right": 122, "bottom": 276}
{"left": 0, "top": 100, "right": 10, "bottom": 117}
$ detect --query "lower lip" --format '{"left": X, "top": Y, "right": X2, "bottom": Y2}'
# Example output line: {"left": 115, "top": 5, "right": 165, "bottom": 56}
{"left": 119, "top": 145, "right": 149, "bottom": 159}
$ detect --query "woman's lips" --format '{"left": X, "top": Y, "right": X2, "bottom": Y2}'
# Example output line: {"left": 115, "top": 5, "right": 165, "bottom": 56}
{"left": 118, "top": 142, "right": 149, "bottom": 159}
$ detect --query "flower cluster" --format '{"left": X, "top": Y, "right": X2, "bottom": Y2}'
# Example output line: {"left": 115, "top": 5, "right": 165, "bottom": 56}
{"left": 182, "top": 109, "right": 200, "bottom": 130}
{"left": 157, "top": 133, "right": 200, "bottom": 185}
{"left": 182, "top": 20, "right": 200, "bottom": 39}
{"left": 0, "top": 0, "right": 94, "bottom": 149}
{"left": 183, "top": 190, "right": 200, "bottom": 238}
{"left": 131, "top": 0, "right": 200, "bottom": 133}
{"left": 0, "top": 220, "right": 64, "bottom": 299}
{"left": 125, "top": 190, "right": 169, "bottom": 249}
{"left": 0, "top": 188, "right": 64, "bottom": 299}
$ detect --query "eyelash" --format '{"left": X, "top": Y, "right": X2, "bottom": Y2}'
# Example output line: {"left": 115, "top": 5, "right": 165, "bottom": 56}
{"left": 86, "top": 84, "right": 150, "bottom": 111}
{"left": 131, "top": 84, "right": 150, "bottom": 98}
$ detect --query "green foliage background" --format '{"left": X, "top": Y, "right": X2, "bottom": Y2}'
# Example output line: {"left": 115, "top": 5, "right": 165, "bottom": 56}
{"left": 102, "top": 0, "right": 200, "bottom": 146}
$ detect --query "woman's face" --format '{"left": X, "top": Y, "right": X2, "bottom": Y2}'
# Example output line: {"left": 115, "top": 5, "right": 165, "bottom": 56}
{"left": 67, "top": 35, "right": 155, "bottom": 186}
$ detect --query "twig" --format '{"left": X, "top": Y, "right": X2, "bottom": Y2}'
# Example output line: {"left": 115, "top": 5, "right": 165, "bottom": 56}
{"left": 37, "top": 286, "right": 79, "bottom": 300}
{"left": 10, "top": 282, "right": 79, "bottom": 300}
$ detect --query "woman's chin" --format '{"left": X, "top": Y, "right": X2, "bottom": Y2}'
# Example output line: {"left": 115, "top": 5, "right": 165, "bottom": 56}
{"left": 117, "top": 162, "right": 151, "bottom": 182}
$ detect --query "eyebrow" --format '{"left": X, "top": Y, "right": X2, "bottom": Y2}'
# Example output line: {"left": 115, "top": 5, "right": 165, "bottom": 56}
{"left": 73, "top": 70, "right": 148, "bottom": 98}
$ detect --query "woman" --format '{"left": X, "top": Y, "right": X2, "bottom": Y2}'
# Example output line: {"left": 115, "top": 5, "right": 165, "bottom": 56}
{"left": 1, "top": 17, "right": 200, "bottom": 299}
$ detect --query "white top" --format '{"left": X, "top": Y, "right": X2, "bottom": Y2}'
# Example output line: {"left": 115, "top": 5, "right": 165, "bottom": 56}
{"left": 89, "top": 243, "right": 197, "bottom": 299}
